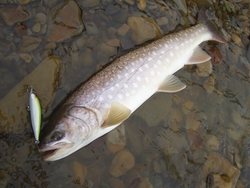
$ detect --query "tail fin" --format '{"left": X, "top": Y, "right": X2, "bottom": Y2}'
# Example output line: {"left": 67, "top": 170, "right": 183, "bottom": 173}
{"left": 198, "top": 8, "right": 227, "bottom": 43}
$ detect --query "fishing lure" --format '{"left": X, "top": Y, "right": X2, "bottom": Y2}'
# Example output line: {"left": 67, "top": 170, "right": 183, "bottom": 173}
{"left": 28, "top": 86, "right": 41, "bottom": 144}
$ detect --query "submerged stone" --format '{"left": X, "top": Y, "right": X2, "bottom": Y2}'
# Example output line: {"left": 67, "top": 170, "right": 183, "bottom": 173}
{"left": 47, "top": 0, "right": 84, "bottom": 42}
{"left": 0, "top": 5, "right": 29, "bottom": 26}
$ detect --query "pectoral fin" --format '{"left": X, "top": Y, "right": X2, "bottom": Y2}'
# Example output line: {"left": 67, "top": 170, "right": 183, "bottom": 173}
{"left": 186, "top": 46, "right": 211, "bottom": 65}
{"left": 102, "top": 102, "right": 131, "bottom": 127}
{"left": 158, "top": 75, "right": 186, "bottom": 93}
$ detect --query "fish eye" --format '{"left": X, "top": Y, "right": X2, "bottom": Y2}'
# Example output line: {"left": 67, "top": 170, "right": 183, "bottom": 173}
{"left": 51, "top": 131, "right": 64, "bottom": 141}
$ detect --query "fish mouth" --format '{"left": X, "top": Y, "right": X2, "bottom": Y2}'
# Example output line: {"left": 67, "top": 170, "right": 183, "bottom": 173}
{"left": 38, "top": 146, "right": 59, "bottom": 161}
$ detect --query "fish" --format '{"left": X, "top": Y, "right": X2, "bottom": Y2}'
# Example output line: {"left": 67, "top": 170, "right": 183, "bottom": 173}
{"left": 39, "top": 10, "right": 226, "bottom": 161}
{"left": 29, "top": 86, "right": 42, "bottom": 144}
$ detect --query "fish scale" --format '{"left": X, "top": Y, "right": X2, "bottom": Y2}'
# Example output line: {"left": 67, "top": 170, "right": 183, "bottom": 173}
{"left": 39, "top": 15, "right": 226, "bottom": 161}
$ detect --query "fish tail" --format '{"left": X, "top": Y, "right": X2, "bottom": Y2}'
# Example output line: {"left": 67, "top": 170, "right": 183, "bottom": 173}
{"left": 198, "top": 8, "right": 227, "bottom": 43}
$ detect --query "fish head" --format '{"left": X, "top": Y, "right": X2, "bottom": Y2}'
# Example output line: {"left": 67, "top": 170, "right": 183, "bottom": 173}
{"left": 39, "top": 105, "right": 101, "bottom": 161}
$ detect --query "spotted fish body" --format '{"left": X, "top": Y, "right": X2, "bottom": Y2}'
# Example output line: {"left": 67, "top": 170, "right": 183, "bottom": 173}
{"left": 39, "top": 17, "right": 226, "bottom": 161}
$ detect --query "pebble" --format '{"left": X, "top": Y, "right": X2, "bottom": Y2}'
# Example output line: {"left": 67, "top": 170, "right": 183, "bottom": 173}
{"left": 127, "top": 16, "right": 158, "bottom": 45}
{"left": 205, "top": 135, "right": 220, "bottom": 151}
{"left": 35, "top": 13, "right": 47, "bottom": 25}
{"left": 137, "top": 178, "right": 153, "bottom": 188}
{"left": 231, "top": 33, "right": 242, "bottom": 45}
{"left": 112, "top": 9, "right": 128, "bottom": 24}
{"left": 17, "top": 0, "right": 31, "bottom": 5}
{"left": 85, "top": 21, "right": 99, "bottom": 35}
{"left": 19, "top": 35, "right": 42, "bottom": 53}
{"left": 117, "top": 24, "right": 130, "bottom": 37}
{"left": 108, "top": 178, "right": 125, "bottom": 188}
{"left": 107, "top": 38, "right": 120, "bottom": 47}
{"left": 203, "top": 75, "right": 215, "bottom": 94}
{"left": 32, "top": 23, "right": 41, "bottom": 33}
{"left": 181, "top": 101, "right": 194, "bottom": 115}
{"left": 156, "top": 17, "right": 169, "bottom": 26}
{"left": 106, "top": 123, "right": 126, "bottom": 153}
{"left": 196, "top": 60, "right": 213, "bottom": 77}
{"left": 137, "top": 0, "right": 146, "bottom": 11}
{"left": 19, "top": 53, "right": 32, "bottom": 63}
{"left": 45, "top": 42, "right": 56, "bottom": 50}
{"left": 109, "top": 149, "right": 135, "bottom": 177}
{"left": 14, "top": 23, "right": 27, "bottom": 37}
{"left": 0, "top": 5, "right": 29, "bottom": 26}
{"left": 79, "top": 0, "right": 100, "bottom": 8}
{"left": 72, "top": 161, "right": 87, "bottom": 184}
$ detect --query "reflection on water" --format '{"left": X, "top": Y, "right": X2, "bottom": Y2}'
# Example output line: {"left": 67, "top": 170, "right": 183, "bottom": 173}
{"left": 0, "top": 0, "right": 250, "bottom": 187}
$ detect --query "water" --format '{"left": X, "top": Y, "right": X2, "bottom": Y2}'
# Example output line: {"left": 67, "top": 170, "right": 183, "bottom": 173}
{"left": 0, "top": 0, "right": 249, "bottom": 187}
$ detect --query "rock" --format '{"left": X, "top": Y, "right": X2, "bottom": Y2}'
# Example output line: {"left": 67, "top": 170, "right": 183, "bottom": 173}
{"left": 19, "top": 35, "right": 42, "bottom": 53}
{"left": 205, "top": 135, "right": 220, "bottom": 151}
{"left": 85, "top": 21, "right": 99, "bottom": 35}
{"left": 201, "top": 152, "right": 240, "bottom": 188}
{"left": 17, "top": 0, "right": 31, "bottom": 5}
{"left": 247, "top": 44, "right": 250, "bottom": 62}
{"left": 127, "top": 16, "right": 160, "bottom": 45}
{"left": 47, "top": 0, "right": 84, "bottom": 42}
{"left": 14, "top": 23, "right": 27, "bottom": 37}
{"left": 78, "top": 0, "right": 100, "bottom": 8}
{"left": 181, "top": 101, "right": 194, "bottom": 115}
{"left": 137, "top": 0, "right": 146, "bottom": 11}
{"left": 0, "top": 56, "right": 61, "bottom": 133}
{"left": 135, "top": 93, "right": 172, "bottom": 127}
{"left": 156, "top": 17, "right": 169, "bottom": 26}
{"left": 137, "top": 178, "right": 153, "bottom": 188}
{"left": 72, "top": 161, "right": 87, "bottom": 184}
{"left": 19, "top": 53, "right": 32, "bottom": 63}
{"left": 231, "top": 33, "right": 242, "bottom": 45}
{"left": 112, "top": 9, "right": 128, "bottom": 24}
{"left": 0, "top": 5, "right": 29, "bottom": 26}
{"left": 211, "top": 174, "right": 233, "bottom": 188}
{"left": 105, "top": 4, "right": 121, "bottom": 15}
{"left": 35, "top": 13, "right": 47, "bottom": 25}
{"left": 196, "top": 60, "right": 213, "bottom": 77}
{"left": 32, "top": 23, "right": 41, "bottom": 33}
{"left": 109, "top": 149, "right": 135, "bottom": 177}
{"left": 203, "top": 75, "right": 215, "bottom": 94}
{"left": 45, "top": 42, "right": 56, "bottom": 49}
{"left": 106, "top": 123, "right": 126, "bottom": 153}
{"left": 167, "top": 108, "right": 183, "bottom": 132}
{"left": 117, "top": 24, "right": 130, "bottom": 37}
{"left": 108, "top": 177, "right": 125, "bottom": 188}
{"left": 107, "top": 38, "right": 120, "bottom": 47}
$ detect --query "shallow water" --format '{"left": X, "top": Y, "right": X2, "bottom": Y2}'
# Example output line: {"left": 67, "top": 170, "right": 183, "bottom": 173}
{"left": 0, "top": 0, "right": 250, "bottom": 187}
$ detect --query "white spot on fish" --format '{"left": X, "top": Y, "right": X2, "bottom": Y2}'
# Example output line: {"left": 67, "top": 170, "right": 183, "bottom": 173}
{"left": 165, "top": 44, "right": 168, "bottom": 48}
{"left": 150, "top": 70, "right": 155, "bottom": 75}
{"left": 148, "top": 57, "right": 153, "bottom": 61}
{"left": 170, "top": 52, "right": 174, "bottom": 57}
{"left": 133, "top": 83, "right": 138, "bottom": 88}
{"left": 153, "top": 51, "right": 157, "bottom": 56}
{"left": 160, "top": 50, "right": 164, "bottom": 54}
{"left": 125, "top": 73, "right": 129, "bottom": 77}
{"left": 139, "top": 58, "right": 143, "bottom": 62}
{"left": 99, "top": 97, "right": 104, "bottom": 101}
{"left": 139, "top": 67, "right": 143, "bottom": 72}
{"left": 157, "top": 60, "right": 161, "bottom": 65}
{"left": 136, "top": 76, "right": 141, "bottom": 81}
{"left": 145, "top": 77, "right": 149, "bottom": 82}
{"left": 124, "top": 84, "right": 128, "bottom": 88}
{"left": 118, "top": 94, "right": 123, "bottom": 99}
{"left": 145, "top": 64, "right": 149, "bottom": 69}
{"left": 115, "top": 83, "right": 120, "bottom": 88}
{"left": 108, "top": 95, "right": 113, "bottom": 99}
{"left": 175, "top": 46, "right": 179, "bottom": 50}
{"left": 110, "top": 87, "right": 114, "bottom": 91}
{"left": 126, "top": 93, "right": 130, "bottom": 97}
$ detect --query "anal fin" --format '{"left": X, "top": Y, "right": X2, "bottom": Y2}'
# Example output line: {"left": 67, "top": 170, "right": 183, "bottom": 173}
{"left": 158, "top": 75, "right": 186, "bottom": 93}
{"left": 186, "top": 46, "right": 211, "bottom": 65}
{"left": 102, "top": 102, "right": 131, "bottom": 127}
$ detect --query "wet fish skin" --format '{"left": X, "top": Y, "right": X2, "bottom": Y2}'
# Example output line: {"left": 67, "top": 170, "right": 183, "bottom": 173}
{"left": 39, "top": 17, "right": 226, "bottom": 161}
